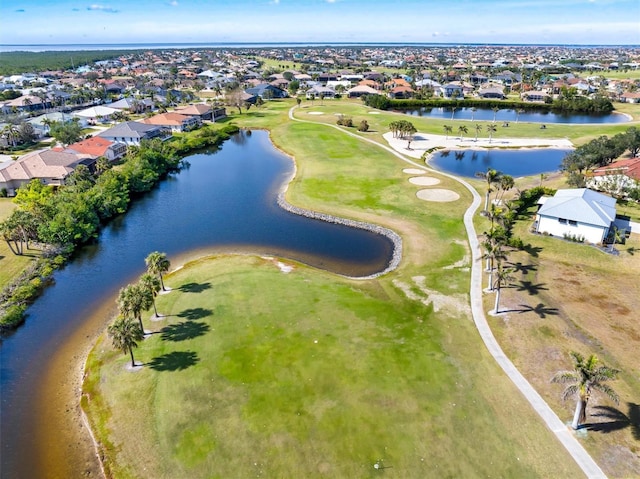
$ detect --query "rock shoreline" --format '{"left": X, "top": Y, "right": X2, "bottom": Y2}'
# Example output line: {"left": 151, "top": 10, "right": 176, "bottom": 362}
{"left": 276, "top": 193, "right": 402, "bottom": 280}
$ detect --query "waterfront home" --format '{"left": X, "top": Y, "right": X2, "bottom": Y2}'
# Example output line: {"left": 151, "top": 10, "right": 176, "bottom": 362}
{"left": 0, "top": 149, "right": 96, "bottom": 196}
{"left": 60, "top": 136, "right": 127, "bottom": 162}
{"left": 140, "top": 112, "right": 201, "bottom": 133}
{"left": 98, "top": 121, "right": 171, "bottom": 146}
{"left": 74, "top": 105, "right": 120, "bottom": 124}
{"left": 534, "top": 188, "right": 617, "bottom": 244}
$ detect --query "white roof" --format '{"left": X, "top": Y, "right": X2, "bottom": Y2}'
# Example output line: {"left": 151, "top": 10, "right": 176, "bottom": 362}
{"left": 537, "top": 188, "right": 616, "bottom": 227}
{"left": 74, "top": 105, "right": 120, "bottom": 118}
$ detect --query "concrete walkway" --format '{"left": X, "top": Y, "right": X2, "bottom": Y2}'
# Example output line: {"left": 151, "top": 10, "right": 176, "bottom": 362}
{"left": 289, "top": 106, "right": 606, "bottom": 478}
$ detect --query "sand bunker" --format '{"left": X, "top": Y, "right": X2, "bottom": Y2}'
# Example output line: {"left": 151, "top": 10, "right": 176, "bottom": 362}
{"left": 409, "top": 177, "right": 441, "bottom": 186}
{"left": 403, "top": 168, "right": 427, "bottom": 175}
{"left": 307, "top": 111, "right": 324, "bottom": 115}
{"left": 416, "top": 189, "right": 460, "bottom": 202}
{"left": 368, "top": 111, "right": 381, "bottom": 114}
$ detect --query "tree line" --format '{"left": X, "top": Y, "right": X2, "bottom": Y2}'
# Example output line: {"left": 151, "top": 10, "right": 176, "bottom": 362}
{"left": 363, "top": 94, "right": 615, "bottom": 114}
{"left": 0, "top": 123, "right": 239, "bottom": 330}
{"left": 561, "top": 126, "right": 640, "bottom": 193}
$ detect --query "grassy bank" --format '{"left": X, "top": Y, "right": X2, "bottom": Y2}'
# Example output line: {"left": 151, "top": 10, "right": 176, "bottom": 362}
{"left": 0, "top": 199, "right": 40, "bottom": 290}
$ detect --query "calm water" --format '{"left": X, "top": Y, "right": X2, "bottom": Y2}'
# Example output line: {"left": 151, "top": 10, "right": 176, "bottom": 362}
{"left": 429, "top": 148, "right": 571, "bottom": 177}
{"left": 0, "top": 130, "right": 394, "bottom": 478}
{"left": 400, "top": 106, "right": 629, "bottom": 124}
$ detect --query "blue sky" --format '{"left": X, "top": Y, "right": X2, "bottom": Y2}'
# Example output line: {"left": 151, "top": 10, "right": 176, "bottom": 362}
{"left": 1, "top": 0, "right": 639, "bottom": 45}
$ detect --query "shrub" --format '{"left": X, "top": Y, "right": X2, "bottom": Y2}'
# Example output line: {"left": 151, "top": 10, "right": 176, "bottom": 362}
{"left": 0, "top": 305, "right": 26, "bottom": 329}
{"left": 358, "top": 120, "right": 369, "bottom": 132}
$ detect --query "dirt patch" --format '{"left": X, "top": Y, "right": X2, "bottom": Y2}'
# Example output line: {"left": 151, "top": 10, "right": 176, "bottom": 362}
{"left": 394, "top": 276, "right": 470, "bottom": 317}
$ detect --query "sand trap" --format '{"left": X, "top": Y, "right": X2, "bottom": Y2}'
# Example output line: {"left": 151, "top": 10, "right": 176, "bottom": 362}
{"left": 403, "top": 168, "right": 426, "bottom": 174}
{"left": 307, "top": 111, "right": 324, "bottom": 115}
{"left": 368, "top": 111, "right": 381, "bottom": 114}
{"left": 409, "top": 176, "right": 441, "bottom": 186}
{"left": 416, "top": 189, "right": 460, "bottom": 202}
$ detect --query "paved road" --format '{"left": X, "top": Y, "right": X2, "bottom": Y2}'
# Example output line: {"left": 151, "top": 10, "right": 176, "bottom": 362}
{"left": 289, "top": 106, "right": 607, "bottom": 478}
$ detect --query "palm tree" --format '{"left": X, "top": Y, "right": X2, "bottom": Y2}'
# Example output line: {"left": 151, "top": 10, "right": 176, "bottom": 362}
{"left": 515, "top": 108, "right": 525, "bottom": 123}
{"left": 443, "top": 124, "right": 453, "bottom": 140}
{"left": 482, "top": 239, "right": 507, "bottom": 290}
{"left": 117, "top": 283, "right": 152, "bottom": 333}
{"left": 145, "top": 251, "right": 171, "bottom": 291}
{"left": 475, "top": 168, "right": 502, "bottom": 211}
{"left": 108, "top": 315, "right": 144, "bottom": 367}
{"left": 470, "top": 106, "right": 477, "bottom": 122}
{"left": 450, "top": 106, "right": 457, "bottom": 120}
{"left": 458, "top": 125, "right": 468, "bottom": 141}
{"left": 492, "top": 261, "right": 513, "bottom": 313}
{"left": 474, "top": 123, "right": 482, "bottom": 141}
{"left": 139, "top": 272, "right": 162, "bottom": 317}
{"left": 551, "top": 352, "right": 619, "bottom": 430}
{"left": 486, "top": 123, "right": 497, "bottom": 144}
{"left": 496, "top": 174, "right": 515, "bottom": 203}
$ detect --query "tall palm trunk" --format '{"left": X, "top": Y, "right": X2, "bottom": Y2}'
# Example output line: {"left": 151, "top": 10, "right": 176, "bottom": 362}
{"left": 129, "top": 347, "right": 136, "bottom": 367}
{"left": 494, "top": 286, "right": 501, "bottom": 313}
{"left": 572, "top": 396, "right": 587, "bottom": 429}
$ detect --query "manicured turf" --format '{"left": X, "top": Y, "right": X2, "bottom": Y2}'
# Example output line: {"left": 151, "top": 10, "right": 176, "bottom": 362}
{"left": 85, "top": 255, "right": 582, "bottom": 478}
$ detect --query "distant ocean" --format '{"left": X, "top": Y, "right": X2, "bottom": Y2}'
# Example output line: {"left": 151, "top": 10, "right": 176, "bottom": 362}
{"left": 1, "top": 42, "right": 637, "bottom": 53}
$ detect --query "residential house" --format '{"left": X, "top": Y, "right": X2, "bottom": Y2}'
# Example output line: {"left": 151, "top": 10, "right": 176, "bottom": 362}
{"left": 140, "top": 112, "right": 201, "bottom": 133}
{"left": 588, "top": 158, "right": 640, "bottom": 195}
{"left": 245, "top": 83, "right": 288, "bottom": 99}
{"left": 534, "top": 188, "right": 617, "bottom": 244}
{"left": 306, "top": 85, "right": 336, "bottom": 99}
{"left": 0, "top": 149, "right": 96, "bottom": 196}
{"left": 62, "top": 136, "right": 127, "bottom": 162}
{"left": 521, "top": 91, "right": 550, "bottom": 102}
{"left": 477, "top": 85, "right": 505, "bottom": 99}
{"left": 174, "top": 103, "right": 222, "bottom": 121}
{"left": 347, "top": 85, "right": 378, "bottom": 98}
{"left": 98, "top": 121, "right": 171, "bottom": 146}
{"left": 74, "top": 105, "right": 121, "bottom": 124}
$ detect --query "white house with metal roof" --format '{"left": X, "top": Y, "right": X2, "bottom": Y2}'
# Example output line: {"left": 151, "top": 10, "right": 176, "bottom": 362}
{"left": 534, "top": 188, "right": 617, "bottom": 244}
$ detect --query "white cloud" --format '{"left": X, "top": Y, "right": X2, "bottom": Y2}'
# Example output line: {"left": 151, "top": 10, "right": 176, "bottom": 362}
{"left": 166, "top": 0, "right": 179, "bottom": 5}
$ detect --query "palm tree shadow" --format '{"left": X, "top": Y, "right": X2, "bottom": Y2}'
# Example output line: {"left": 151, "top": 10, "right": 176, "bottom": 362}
{"left": 178, "top": 282, "right": 212, "bottom": 293}
{"left": 147, "top": 351, "right": 199, "bottom": 371}
{"left": 507, "top": 261, "right": 537, "bottom": 274}
{"left": 523, "top": 244, "right": 543, "bottom": 257}
{"left": 583, "top": 405, "right": 633, "bottom": 434}
{"left": 516, "top": 303, "right": 559, "bottom": 318}
{"left": 515, "top": 280, "right": 548, "bottom": 295}
{"left": 161, "top": 321, "right": 209, "bottom": 342}
{"left": 178, "top": 307, "right": 213, "bottom": 320}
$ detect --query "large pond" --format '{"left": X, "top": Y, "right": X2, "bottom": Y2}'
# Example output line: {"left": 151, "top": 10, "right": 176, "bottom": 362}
{"left": 0, "top": 130, "right": 395, "bottom": 478}
{"left": 429, "top": 148, "right": 571, "bottom": 178}
{"left": 399, "top": 106, "right": 629, "bottom": 124}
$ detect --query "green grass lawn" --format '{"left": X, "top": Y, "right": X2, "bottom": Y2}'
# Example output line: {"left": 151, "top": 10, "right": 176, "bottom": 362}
{"left": 0, "top": 199, "right": 39, "bottom": 289}
{"left": 85, "top": 255, "right": 582, "bottom": 479}
{"left": 84, "top": 105, "right": 584, "bottom": 478}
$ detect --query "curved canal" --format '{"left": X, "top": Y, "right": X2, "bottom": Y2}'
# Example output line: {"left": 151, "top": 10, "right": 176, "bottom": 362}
{"left": 0, "top": 130, "right": 396, "bottom": 478}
